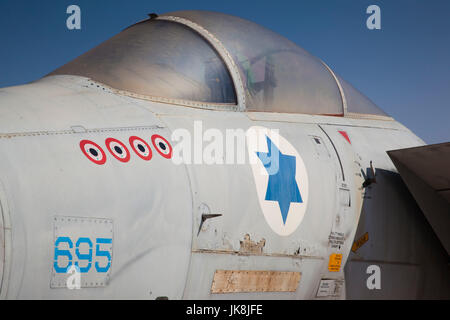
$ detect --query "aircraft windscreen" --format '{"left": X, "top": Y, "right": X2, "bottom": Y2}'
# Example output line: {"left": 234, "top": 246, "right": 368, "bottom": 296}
{"left": 52, "top": 20, "right": 237, "bottom": 104}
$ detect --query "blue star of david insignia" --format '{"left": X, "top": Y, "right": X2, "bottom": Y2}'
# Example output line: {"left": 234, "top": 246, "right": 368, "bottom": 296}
{"left": 256, "top": 136, "right": 303, "bottom": 225}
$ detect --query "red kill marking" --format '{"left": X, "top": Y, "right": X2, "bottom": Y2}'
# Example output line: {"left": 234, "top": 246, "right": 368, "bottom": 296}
{"left": 338, "top": 131, "right": 351, "bottom": 144}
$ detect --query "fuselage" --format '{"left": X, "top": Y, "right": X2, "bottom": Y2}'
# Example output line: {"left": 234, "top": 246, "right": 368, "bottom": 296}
{"left": 1, "top": 75, "right": 447, "bottom": 299}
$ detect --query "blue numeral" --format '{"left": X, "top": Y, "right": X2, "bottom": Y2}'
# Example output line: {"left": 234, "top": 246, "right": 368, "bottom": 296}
{"left": 75, "top": 237, "right": 93, "bottom": 273}
{"left": 54, "top": 237, "right": 73, "bottom": 273}
{"left": 95, "top": 238, "right": 112, "bottom": 273}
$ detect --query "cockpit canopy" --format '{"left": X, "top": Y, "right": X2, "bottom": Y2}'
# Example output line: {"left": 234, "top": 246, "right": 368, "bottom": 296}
{"left": 52, "top": 10, "right": 388, "bottom": 118}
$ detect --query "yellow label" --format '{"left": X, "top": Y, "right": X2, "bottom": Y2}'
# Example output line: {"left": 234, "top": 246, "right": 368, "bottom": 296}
{"left": 351, "top": 232, "right": 369, "bottom": 253}
{"left": 328, "top": 253, "right": 343, "bottom": 272}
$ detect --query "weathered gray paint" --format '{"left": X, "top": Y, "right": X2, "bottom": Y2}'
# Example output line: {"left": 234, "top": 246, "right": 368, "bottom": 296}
{"left": 0, "top": 10, "right": 448, "bottom": 299}
{"left": 0, "top": 75, "right": 447, "bottom": 299}
{"left": 0, "top": 190, "right": 4, "bottom": 293}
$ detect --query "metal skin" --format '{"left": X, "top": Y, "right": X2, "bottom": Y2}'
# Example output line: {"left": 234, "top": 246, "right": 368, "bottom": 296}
{"left": 0, "top": 12, "right": 449, "bottom": 300}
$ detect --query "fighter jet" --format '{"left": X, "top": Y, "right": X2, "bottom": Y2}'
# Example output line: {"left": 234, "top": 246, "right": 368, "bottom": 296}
{"left": 0, "top": 10, "right": 448, "bottom": 299}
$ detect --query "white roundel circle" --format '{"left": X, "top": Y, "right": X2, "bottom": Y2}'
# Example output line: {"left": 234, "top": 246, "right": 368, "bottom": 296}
{"left": 129, "top": 136, "right": 152, "bottom": 161}
{"left": 80, "top": 140, "right": 107, "bottom": 165}
{"left": 246, "top": 126, "right": 309, "bottom": 236}
{"left": 151, "top": 134, "right": 172, "bottom": 159}
{"left": 105, "top": 138, "right": 130, "bottom": 162}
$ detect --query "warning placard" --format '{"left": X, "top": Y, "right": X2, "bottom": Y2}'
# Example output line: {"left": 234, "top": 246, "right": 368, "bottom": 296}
{"left": 328, "top": 253, "right": 343, "bottom": 272}
{"left": 351, "top": 232, "right": 369, "bottom": 253}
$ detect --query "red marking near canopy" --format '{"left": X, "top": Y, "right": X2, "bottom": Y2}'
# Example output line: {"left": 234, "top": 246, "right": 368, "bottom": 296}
{"left": 338, "top": 131, "right": 351, "bottom": 144}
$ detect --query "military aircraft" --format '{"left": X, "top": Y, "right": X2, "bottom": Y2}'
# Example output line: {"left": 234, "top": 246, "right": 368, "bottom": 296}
{"left": 0, "top": 10, "right": 448, "bottom": 299}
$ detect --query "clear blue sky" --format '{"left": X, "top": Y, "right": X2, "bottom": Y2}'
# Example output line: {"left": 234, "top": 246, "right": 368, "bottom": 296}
{"left": 0, "top": 0, "right": 448, "bottom": 144}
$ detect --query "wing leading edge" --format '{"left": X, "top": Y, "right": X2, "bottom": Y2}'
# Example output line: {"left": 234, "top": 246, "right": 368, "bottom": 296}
{"left": 387, "top": 142, "right": 450, "bottom": 255}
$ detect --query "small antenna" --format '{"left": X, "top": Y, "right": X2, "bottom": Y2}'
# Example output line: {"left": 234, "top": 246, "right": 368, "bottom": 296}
{"left": 148, "top": 13, "right": 158, "bottom": 19}
{"left": 197, "top": 214, "right": 222, "bottom": 236}
{"left": 362, "top": 160, "right": 377, "bottom": 188}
